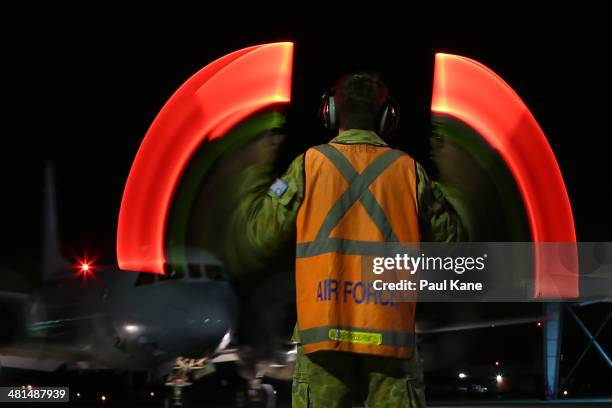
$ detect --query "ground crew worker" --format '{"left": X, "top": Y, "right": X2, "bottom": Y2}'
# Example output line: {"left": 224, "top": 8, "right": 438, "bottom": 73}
{"left": 238, "top": 72, "right": 464, "bottom": 407}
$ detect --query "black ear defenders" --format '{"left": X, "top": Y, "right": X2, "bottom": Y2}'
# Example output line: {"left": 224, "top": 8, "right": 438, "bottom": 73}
{"left": 377, "top": 97, "right": 400, "bottom": 136}
{"left": 319, "top": 89, "right": 337, "bottom": 130}
{"left": 319, "top": 86, "right": 400, "bottom": 135}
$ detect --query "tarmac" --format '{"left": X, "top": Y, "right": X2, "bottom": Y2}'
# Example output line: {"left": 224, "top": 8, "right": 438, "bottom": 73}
{"left": 22, "top": 403, "right": 609, "bottom": 408}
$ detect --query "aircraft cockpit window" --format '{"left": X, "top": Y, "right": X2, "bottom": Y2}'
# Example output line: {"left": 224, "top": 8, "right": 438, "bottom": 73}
{"left": 159, "top": 268, "right": 184, "bottom": 280}
{"left": 135, "top": 272, "right": 155, "bottom": 286}
{"left": 188, "top": 264, "right": 203, "bottom": 278}
{"left": 205, "top": 264, "right": 225, "bottom": 281}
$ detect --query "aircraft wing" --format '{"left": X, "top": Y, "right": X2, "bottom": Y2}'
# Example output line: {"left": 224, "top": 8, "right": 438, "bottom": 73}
{"left": 0, "top": 290, "right": 96, "bottom": 372}
{"left": 416, "top": 315, "right": 547, "bottom": 334}
{"left": 0, "top": 341, "right": 92, "bottom": 372}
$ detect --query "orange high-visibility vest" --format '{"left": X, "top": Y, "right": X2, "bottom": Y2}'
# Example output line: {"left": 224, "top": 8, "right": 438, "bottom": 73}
{"left": 296, "top": 142, "right": 420, "bottom": 359}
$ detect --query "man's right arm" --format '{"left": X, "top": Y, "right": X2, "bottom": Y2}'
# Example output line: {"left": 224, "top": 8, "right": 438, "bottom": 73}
{"left": 416, "top": 163, "right": 467, "bottom": 242}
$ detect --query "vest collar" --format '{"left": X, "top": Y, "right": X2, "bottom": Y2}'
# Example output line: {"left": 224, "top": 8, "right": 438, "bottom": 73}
{"left": 329, "top": 129, "right": 388, "bottom": 147}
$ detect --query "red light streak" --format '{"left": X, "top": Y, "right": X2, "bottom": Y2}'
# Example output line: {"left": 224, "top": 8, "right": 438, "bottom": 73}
{"left": 432, "top": 53, "right": 578, "bottom": 298}
{"left": 116, "top": 42, "right": 293, "bottom": 274}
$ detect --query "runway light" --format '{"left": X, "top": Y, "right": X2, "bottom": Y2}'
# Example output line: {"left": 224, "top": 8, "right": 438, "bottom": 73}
{"left": 76, "top": 392, "right": 80, "bottom": 398}
{"left": 100, "top": 394, "right": 107, "bottom": 402}
{"left": 495, "top": 361, "right": 500, "bottom": 366}
{"left": 537, "top": 321, "right": 542, "bottom": 327}
{"left": 458, "top": 372, "right": 468, "bottom": 379}
{"left": 563, "top": 390, "right": 568, "bottom": 396}
{"left": 150, "top": 391, "right": 155, "bottom": 397}
{"left": 496, "top": 374, "right": 503, "bottom": 383}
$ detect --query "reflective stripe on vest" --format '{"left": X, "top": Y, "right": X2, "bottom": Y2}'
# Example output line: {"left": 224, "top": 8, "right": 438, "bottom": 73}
{"left": 297, "top": 144, "right": 404, "bottom": 256}
{"left": 300, "top": 325, "right": 415, "bottom": 348}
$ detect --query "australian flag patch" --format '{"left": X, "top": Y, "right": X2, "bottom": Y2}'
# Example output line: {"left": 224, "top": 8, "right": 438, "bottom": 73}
{"left": 269, "top": 178, "right": 289, "bottom": 197}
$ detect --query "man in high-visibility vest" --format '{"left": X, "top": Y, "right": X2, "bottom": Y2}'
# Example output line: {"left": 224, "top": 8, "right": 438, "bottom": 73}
{"left": 238, "top": 72, "right": 464, "bottom": 407}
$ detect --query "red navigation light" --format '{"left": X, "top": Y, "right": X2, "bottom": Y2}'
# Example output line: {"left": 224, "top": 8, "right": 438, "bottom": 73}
{"left": 74, "top": 255, "right": 96, "bottom": 279}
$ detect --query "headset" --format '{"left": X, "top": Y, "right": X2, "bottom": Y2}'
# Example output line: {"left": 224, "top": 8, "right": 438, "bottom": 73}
{"left": 319, "top": 75, "right": 400, "bottom": 135}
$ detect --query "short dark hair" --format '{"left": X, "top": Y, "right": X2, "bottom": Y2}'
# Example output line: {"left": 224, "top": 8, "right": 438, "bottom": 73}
{"left": 334, "top": 72, "right": 389, "bottom": 131}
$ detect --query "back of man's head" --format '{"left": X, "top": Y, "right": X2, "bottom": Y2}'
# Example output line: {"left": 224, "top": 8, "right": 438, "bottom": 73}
{"left": 335, "top": 72, "right": 390, "bottom": 131}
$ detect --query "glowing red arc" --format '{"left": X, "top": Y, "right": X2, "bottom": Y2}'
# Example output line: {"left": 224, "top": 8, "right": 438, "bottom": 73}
{"left": 117, "top": 42, "right": 293, "bottom": 274}
{"left": 432, "top": 53, "right": 578, "bottom": 298}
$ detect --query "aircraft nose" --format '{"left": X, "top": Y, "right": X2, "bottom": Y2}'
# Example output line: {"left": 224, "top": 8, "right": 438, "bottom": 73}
{"left": 112, "top": 280, "right": 237, "bottom": 359}
{"left": 176, "top": 287, "right": 236, "bottom": 356}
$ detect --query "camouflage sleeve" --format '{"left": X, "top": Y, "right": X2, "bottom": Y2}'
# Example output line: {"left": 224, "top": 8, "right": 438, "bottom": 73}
{"left": 246, "top": 154, "right": 305, "bottom": 252}
{"left": 227, "top": 154, "right": 305, "bottom": 275}
{"left": 416, "top": 162, "right": 467, "bottom": 242}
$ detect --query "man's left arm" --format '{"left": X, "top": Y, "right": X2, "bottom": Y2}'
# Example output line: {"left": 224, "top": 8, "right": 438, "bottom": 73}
{"left": 415, "top": 162, "right": 467, "bottom": 242}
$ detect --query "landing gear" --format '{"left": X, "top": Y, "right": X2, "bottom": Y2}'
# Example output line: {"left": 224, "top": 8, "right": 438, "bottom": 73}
{"left": 247, "top": 378, "right": 277, "bottom": 408}
{"left": 235, "top": 362, "right": 278, "bottom": 408}
{"left": 164, "top": 357, "right": 213, "bottom": 407}
{"left": 163, "top": 355, "right": 279, "bottom": 407}
{"left": 235, "top": 380, "right": 277, "bottom": 408}
{"left": 163, "top": 382, "right": 192, "bottom": 408}
{"left": 257, "top": 383, "right": 277, "bottom": 408}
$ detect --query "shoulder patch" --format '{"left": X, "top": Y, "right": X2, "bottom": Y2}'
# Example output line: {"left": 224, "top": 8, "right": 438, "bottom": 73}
{"left": 269, "top": 178, "right": 289, "bottom": 197}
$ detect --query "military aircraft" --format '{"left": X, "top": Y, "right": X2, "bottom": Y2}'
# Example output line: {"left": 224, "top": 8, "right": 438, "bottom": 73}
{"left": 0, "top": 164, "right": 298, "bottom": 408}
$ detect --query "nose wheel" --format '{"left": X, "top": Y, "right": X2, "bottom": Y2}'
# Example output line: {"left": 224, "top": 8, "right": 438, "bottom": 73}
{"left": 235, "top": 372, "right": 277, "bottom": 408}
{"left": 235, "top": 381, "right": 277, "bottom": 408}
{"left": 163, "top": 356, "right": 278, "bottom": 407}
{"left": 163, "top": 381, "right": 192, "bottom": 408}
{"left": 251, "top": 382, "right": 277, "bottom": 408}
{"left": 164, "top": 357, "right": 212, "bottom": 407}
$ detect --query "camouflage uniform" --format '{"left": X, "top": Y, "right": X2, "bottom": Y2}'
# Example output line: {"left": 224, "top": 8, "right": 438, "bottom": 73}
{"left": 238, "top": 130, "right": 464, "bottom": 407}
{"left": 292, "top": 332, "right": 427, "bottom": 408}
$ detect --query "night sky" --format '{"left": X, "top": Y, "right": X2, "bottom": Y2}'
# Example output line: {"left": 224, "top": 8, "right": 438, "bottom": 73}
{"left": 3, "top": 7, "right": 612, "bottom": 268}
{"left": 2, "top": 5, "right": 611, "bottom": 399}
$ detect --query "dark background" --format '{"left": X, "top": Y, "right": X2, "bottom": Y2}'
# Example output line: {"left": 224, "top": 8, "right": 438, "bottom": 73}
{"left": 1, "top": 5, "right": 611, "bottom": 399}
{"left": 2, "top": 7, "right": 612, "bottom": 267}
